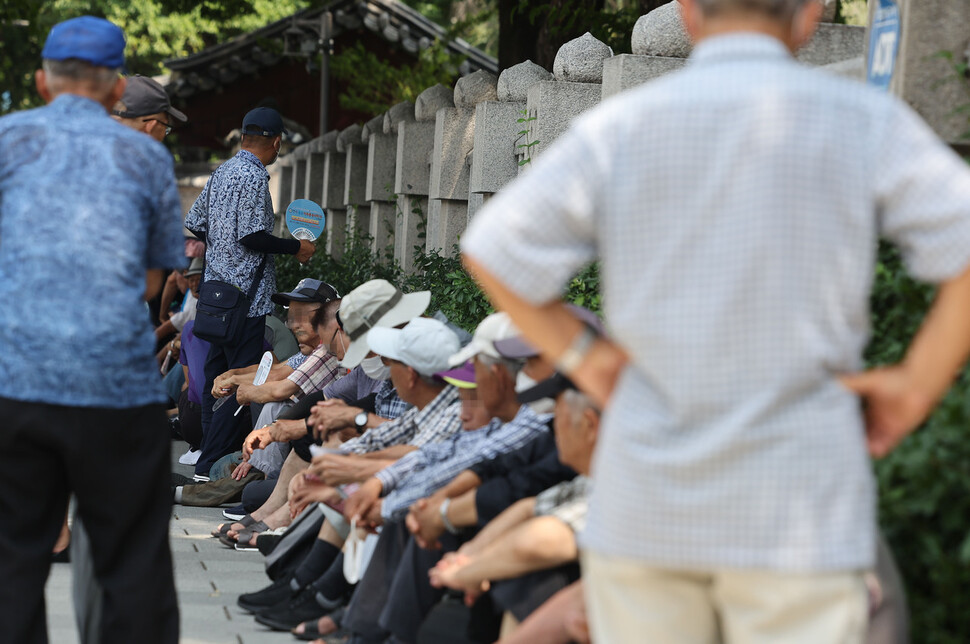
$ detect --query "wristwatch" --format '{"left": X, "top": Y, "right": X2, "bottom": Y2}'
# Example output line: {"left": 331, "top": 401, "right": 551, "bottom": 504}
{"left": 354, "top": 411, "right": 369, "bottom": 432}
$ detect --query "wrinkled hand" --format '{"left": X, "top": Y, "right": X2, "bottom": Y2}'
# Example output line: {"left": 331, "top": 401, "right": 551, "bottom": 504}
{"left": 311, "top": 453, "right": 365, "bottom": 486}
{"left": 429, "top": 552, "right": 486, "bottom": 604}
{"left": 406, "top": 497, "right": 445, "bottom": 550}
{"left": 344, "top": 477, "right": 382, "bottom": 523}
{"left": 242, "top": 426, "right": 274, "bottom": 460}
{"left": 296, "top": 240, "right": 316, "bottom": 264}
{"left": 308, "top": 400, "right": 357, "bottom": 440}
{"left": 212, "top": 372, "right": 237, "bottom": 398}
{"left": 840, "top": 366, "right": 935, "bottom": 458}
{"left": 230, "top": 461, "right": 253, "bottom": 481}
{"left": 289, "top": 479, "right": 341, "bottom": 519}
{"left": 235, "top": 382, "right": 257, "bottom": 405}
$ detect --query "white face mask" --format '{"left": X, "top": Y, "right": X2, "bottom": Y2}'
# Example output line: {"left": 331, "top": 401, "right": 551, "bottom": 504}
{"left": 516, "top": 371, "right": 555, "bottom": 414}
{"left": 361, "top": 355, "right": 391, "bottom": 381}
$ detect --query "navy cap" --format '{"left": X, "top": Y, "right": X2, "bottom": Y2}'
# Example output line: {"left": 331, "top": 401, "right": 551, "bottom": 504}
{"left": 271, "top": 278, "right": 339, "bottom": 306}
{"left": 42, "top": 16, "right": 126, "bottom": 69}
{"left": 242, "top": 107, "right": 287, "bottom": 137}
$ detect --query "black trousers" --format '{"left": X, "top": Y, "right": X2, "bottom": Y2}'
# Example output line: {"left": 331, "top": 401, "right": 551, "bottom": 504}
{"left": 198, "top": 315, "right": 265, "bottom": 476}
{"left": 0, "top": 398, "right": 178, "bottom": 644}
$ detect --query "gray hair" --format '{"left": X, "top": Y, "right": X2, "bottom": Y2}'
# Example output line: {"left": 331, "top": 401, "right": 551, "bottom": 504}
{"left": 694, "top": 0, "right": 815, "bottom": 18}
{"left": 476, "top": 352, "right": 524, "bottom": 378}
{"left": 42, "top": 58, "right": 119, "bottom": 95}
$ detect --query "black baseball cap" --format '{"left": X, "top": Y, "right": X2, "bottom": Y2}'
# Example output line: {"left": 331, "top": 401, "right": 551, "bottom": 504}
{"left": 113, "top": 75, "right": 187, "bottom": 123}
{"left": 242, "top": 107, "right": 287, "bottom": 137}
{"left": 271, "top": 278, "right": 339, "bottom": 306}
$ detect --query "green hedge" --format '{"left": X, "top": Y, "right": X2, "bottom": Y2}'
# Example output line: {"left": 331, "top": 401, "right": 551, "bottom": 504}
{"left": 279, "top": 237, "right": 969, "bottom": 643}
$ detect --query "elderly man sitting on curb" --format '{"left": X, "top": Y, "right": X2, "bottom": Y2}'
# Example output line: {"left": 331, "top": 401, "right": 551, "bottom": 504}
{"left": 236, "top": 316, "right": 462, "bottom": 631}
{"left": 429, "top": 374, "right": 597, "bottom": 622}
{"left": 213, "top": 280, "right": 426, "bottom": 544}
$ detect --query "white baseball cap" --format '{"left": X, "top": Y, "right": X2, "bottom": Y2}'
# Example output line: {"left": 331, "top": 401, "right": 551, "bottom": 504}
{"left": 337, "top": 279, "right": 431, "bottom": 368}
{"left": 447, "top": 311, "right": 520, "bottom": 367}
{"left": 366, "top": 317, "right": 461, "bottom": 377}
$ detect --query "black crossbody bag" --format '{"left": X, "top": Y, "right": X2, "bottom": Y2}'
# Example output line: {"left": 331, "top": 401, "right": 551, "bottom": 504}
{"left": 193, "top": 176, "right": 269, "bottom": 346}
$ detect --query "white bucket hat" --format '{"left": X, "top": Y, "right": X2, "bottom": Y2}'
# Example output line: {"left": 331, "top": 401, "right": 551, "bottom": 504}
{"left": 447, "top": 311, "right": 520, "bottom": 367}
{"left": 337, "top": 279, "right": 431, "bottom": 368}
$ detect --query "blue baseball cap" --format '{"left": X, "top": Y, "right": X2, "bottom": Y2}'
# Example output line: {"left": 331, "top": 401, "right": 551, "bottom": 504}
{"left": 242, "top": 107, "right": 287, "bottom": 137}
{"left": 42, "top": 16, "right": 126, "bottom": 69}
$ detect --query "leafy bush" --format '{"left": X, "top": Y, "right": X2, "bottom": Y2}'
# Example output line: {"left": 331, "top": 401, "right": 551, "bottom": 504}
{"left": 867, "top": 243, "right": 970, "bottom": 644}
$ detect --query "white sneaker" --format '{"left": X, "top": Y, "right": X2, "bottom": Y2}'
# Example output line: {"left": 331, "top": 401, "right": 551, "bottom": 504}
{"left": 178, "top": 449, "right": 201, "bottom": 466}
{"left": 192, "top": 474, "right": 210, "bottom": 482}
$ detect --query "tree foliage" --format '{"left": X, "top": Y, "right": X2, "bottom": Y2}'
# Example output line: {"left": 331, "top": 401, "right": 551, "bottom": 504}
{"left": 0, "top": 0, "right": 308, "bottom": 114}
{"left": 330, "top": 40, "right": 465, "bottom": 116}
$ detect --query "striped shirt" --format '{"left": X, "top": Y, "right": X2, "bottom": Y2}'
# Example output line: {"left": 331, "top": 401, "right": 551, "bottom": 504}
{"left": 379, "top": 405, "right": 552, "bottom": 519}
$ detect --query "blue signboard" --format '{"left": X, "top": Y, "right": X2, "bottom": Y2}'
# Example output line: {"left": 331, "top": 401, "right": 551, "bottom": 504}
{"left": 867, "top": 0, "right": 901, "bottom": 91}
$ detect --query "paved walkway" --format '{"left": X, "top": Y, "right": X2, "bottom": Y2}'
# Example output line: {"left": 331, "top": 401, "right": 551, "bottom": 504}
{"left": 46, "top": 442, "right": 294, "bottom": 644}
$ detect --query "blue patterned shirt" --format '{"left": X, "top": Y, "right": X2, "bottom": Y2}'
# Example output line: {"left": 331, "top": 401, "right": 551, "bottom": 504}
{"left": 0, "top": 94, "right": 186, "bottom": 407}
{"left": 184, "top": 149, "right": 276, "bottom": 317}
{"left": 379, "top": 405, "right": 552, "bottom": 519}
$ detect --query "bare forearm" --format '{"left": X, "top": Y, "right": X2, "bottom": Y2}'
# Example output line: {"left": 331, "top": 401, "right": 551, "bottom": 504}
{"left": 903, "top": 264, "right": 970, "bottom": 404}
{"left": 455, "top": 517, "right": 577, "bottom": 586}
{"left": 144, "top": 269, "right": 165, "bottom": 301}
{"left": 465, "top": 497, "right": 535, "bottom": 553}
{"left": 250, "top": 379, "right": 300, "bottom": 403}
{"left": 448, "top": 489, "right": 479, "bottom": 528}
{"left": 439, "top": 470, "right": 482, "bottom": 500}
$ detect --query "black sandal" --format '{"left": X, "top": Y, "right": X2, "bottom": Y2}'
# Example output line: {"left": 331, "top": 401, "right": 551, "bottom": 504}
{"left": 291, "top": 607, "right": 345, "bottom": 641}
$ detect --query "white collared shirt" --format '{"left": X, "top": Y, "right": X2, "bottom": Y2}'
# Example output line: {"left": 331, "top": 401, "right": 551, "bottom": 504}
{"left": 462, "top": 34, "right": 970, "bottom": 571}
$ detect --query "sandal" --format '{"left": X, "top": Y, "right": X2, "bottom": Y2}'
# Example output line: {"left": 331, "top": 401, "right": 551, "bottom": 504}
{"left": 232, "top": 520, "right": 269, "bottom": 545}
{"left": 210, "top": 514, "right": 255, "bottom": 538}
{"left": 292, "top": 608, "right": 345, "bottom": 641}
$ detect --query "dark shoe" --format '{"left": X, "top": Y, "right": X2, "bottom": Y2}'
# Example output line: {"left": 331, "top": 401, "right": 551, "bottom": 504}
{"left": 237, "top": 575, "right": 298, "bottom": 613}
{"left": 254, "top": 588, "right": 329, "bottom": 631}
{"left": 171, "top": 472, "right": 194, "bottom": 487}
{"left": 256, "top": 531, "right": 283, "bottom": 556}
{"left": 223, "top": 504, "right": 247, "bottom": 521}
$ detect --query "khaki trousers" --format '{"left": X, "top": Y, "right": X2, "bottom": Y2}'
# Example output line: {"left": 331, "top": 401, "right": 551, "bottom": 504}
{"left": 582, "top": 551, "right": 868, "bottom": 644}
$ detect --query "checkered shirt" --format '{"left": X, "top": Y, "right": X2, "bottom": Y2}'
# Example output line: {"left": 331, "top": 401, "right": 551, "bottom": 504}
{"left": 374, "top": 380, "right": 411, "bottom": 419}
{"left": 339, "top": 385, "right": 460, "bottom": 455}
{"left": 287, "top": 345, "right": 340, "bottom": 398}
{"left": 379, "top": 405, "right": 552, "bottom": 519}
{"left": 461, "top": 34, "right": 970, "bottom": 571}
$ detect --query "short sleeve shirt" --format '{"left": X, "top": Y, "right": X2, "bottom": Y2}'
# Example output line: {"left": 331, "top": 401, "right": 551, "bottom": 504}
{"left": 462, "top": 35, "right": 970, "bottom": 571}
{"left": 184, "top": 149, "right": 276, "bottom": 318}
{"left": 0, "top": 95, "right": 186, "bottom": 407}
{"left": 287, "top": 345, "right": 340, "bottom": 398}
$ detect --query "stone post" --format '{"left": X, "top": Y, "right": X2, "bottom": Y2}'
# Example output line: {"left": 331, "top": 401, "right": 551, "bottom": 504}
{"left": 366, "top": 111, "right": 398, "bottom": 258}
{"left": 318, "top": 130, "right": 346, "bottom": 259}
{"left": 339, "top": 124, "right": 370, "bottom": 251}
{"left": 306, "top": 136, "right": 327, "bottom": 205}
{"left": 468, "top": 61, "right": 552, "bottom": 220}
{"left": 871, "top": 0, "right": 970, "bottom": 145}
{"left": 428, "top": 70, "right": 498, "bottom": 255}
{"left": 394, "top": 84, "right": 452, "bottom": 269}
{"left": 276, "top": 156, "right": 294, "bottom": 216}
{"left": 524, "top": 33, "right": 612, "bottom": 163}
{"left": 291, "top": 143, "right": 309, "bottom": 201}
